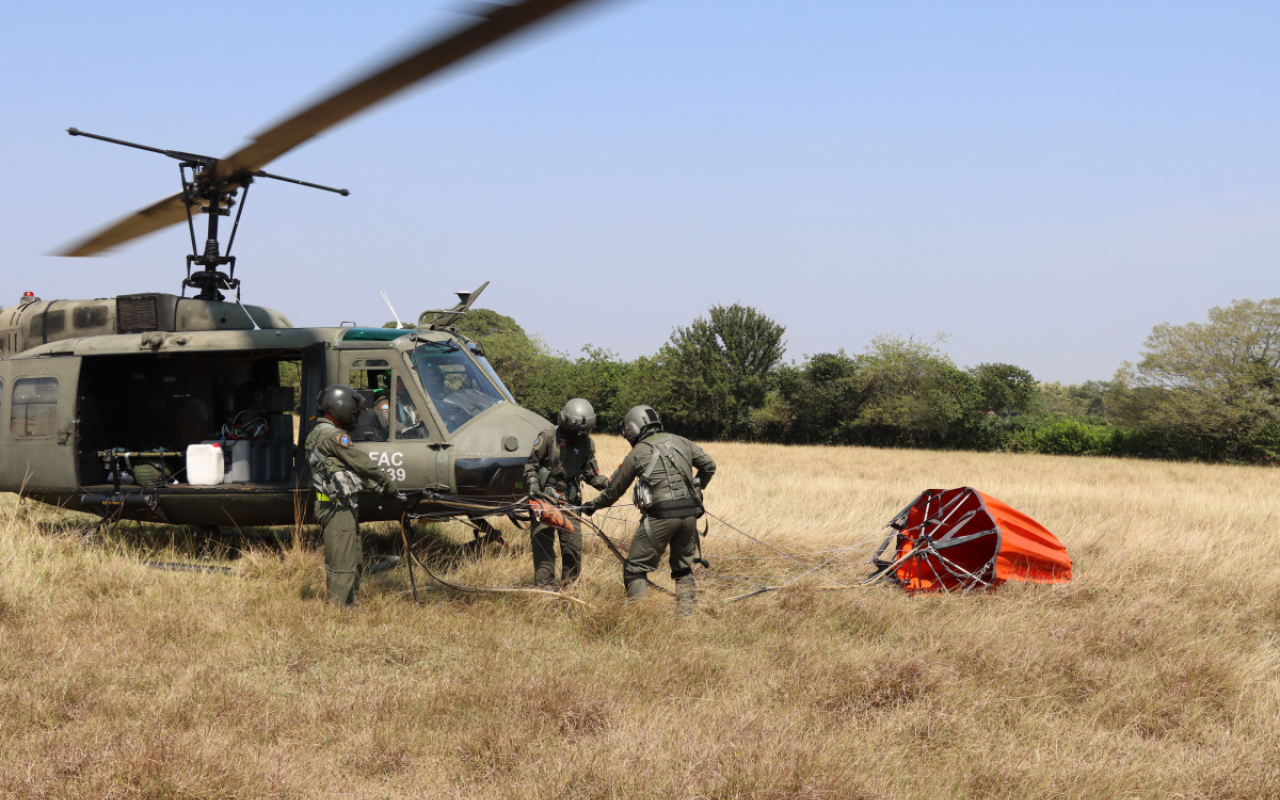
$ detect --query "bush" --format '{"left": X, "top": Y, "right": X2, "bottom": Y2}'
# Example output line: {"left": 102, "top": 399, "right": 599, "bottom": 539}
{"left": 1005, "top": 418, "right": 1114, "bottom": 456}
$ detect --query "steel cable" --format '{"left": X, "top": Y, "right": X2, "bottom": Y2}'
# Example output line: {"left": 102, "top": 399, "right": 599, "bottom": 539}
{"left": 398, "top": 511, "right": 593, "bottom": 608}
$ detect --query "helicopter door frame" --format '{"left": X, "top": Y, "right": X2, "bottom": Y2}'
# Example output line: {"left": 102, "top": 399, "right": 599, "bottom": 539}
{"left": 298, "top": 343, "right": 328, "bottom": 479}
{"left": 0, "top": 356, "right": 81, "bottom": 493}
{"left": 336, "top": 350, "right": 441, "bottom": 489}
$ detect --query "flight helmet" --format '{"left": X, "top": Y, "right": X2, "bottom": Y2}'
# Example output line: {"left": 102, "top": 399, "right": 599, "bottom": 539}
{"left": 316, "top": 384, "right": 365, "bottom": 427}
{"left": 557, "top": 398, "right": 597, "bottom": 436}
{"left": 620, "top": 405, "right": 662, "bottom": 444}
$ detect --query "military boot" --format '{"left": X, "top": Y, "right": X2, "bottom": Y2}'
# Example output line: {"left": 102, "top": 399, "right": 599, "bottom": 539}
{"left": 675, "top": 574, "right": 697, "bottom": 617}
{"left": 625, "top": 573, "right": 648, "bottom": 600}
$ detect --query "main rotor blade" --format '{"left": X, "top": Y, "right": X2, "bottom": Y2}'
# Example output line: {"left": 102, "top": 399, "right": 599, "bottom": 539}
{"left": 56, "top": 192, "right": 192, "bottom": 257}
{"left": 58, "top": 0, "right": 608, "bottom": 257}
{"left": 212, "top": 0, "right": 603, "bottom": 180}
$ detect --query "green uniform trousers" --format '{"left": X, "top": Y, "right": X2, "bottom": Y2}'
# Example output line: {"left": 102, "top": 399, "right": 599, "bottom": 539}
{"left": 626, "top": 515, "right": 698, "bottom": 578}
{"left": 317, "top": 499, "right": 362, "bottom": 606}
{"left": 531, "top": 517, "right": 582, "bottom": 588}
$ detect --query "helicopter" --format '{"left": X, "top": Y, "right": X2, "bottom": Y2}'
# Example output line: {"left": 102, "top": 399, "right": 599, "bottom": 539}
{"left": 0, "top": 0, "right": 608, "bottom": 530}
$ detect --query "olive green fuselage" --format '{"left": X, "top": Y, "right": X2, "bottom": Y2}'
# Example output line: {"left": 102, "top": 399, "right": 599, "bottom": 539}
{"left": 0, "top": 294, "right": 547, "bottom": 527}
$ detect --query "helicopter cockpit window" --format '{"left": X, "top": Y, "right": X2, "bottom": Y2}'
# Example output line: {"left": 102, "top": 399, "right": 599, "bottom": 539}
{"left": 412, "top": 343, "right": 504, "bottom": 433}
{"left": 467, "top": 345, "right": 515, "bottom": 403}
{"left": 11, "top": 377, "right": 58, "bottom": 437}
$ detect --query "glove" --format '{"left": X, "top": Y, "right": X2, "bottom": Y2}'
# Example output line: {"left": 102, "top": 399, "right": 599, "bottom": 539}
{"left": 580, "top": 503, "right": 596, "bottom": 517}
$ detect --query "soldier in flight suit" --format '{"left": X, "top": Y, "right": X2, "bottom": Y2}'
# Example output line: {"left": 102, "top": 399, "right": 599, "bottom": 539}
{"left": 523, "top": 398, "right": 611, "bottom": 589}
{"left": 305, "top": 384, "right": 400, "bottom": 606}
{"left": 582, "top": 405, "right": 715, "bottom": 616}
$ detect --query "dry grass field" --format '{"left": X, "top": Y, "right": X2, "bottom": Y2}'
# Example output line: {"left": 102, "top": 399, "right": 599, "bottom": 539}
{"left": 2, "top": 436, "right": 1279, "bottom": 798}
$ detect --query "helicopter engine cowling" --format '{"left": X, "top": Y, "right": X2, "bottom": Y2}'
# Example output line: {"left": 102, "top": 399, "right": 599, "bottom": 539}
{"left": 0, "top": 293, "right": 291, "bottom": 358}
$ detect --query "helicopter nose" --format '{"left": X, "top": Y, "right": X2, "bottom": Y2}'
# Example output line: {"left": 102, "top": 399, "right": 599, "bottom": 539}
{"left": 449, "top": 404, "right": 550, "bottom": 498}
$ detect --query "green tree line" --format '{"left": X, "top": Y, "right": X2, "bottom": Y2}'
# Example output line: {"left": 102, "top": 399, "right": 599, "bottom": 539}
{"left": 422, "top": 298, "right": 1280, "bottom": 464}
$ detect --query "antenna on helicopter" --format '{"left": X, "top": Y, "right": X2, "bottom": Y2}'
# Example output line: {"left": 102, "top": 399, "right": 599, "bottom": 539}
{"left": 418, "top": 281, "right": 490, "bottom": 330}
{"left": 381, "top": 291, "right": 410, "bottom": 329}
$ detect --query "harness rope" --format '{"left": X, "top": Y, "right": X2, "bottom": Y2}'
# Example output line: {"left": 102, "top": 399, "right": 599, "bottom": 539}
{"left": 389, "top": 490, "right": 896, "bottom": 606}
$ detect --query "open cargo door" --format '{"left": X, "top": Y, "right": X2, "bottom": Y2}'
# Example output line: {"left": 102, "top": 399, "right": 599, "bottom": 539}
{"left": 0, "top": 356, "right": 82, "bottom": 492}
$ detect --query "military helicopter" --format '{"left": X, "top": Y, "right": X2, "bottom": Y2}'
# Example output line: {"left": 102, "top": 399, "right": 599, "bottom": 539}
{"left": 0, "top": 0, "right": 605, "bottom": 529}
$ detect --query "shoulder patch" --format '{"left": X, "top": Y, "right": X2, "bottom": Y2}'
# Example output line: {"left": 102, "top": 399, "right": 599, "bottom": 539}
{"left": 532, "top": 435, "right": 542, "bottom": 449}
{"left": 379, "top": 400, "right": 389, "bottom": 411}
{"left": 338, "top": 433, "right": 351, "bottom": 447}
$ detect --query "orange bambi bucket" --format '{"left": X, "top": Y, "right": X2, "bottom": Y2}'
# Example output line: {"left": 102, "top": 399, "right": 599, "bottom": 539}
{"left": 529, "top": 498, "right": 571, "bottom": 532}
{"left": 884, "top": 487, "right": 1071, "bottom": 594}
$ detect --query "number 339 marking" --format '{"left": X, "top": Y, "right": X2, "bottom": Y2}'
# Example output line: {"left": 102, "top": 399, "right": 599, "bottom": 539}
{"left": 382, "top": 467, "right": 406, "bottom": 482}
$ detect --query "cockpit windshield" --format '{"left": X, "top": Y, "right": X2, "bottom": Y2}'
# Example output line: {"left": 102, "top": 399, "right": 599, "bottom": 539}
{"left": 468, "top": 345, "right": 515, "bottom": 402}
{"left": 411, "top": 342, "right": 506, "bottom": 433}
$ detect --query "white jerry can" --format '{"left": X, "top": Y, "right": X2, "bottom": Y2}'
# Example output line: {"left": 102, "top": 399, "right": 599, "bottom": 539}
{"left": 186, "top": 443, "right": 225, "bottom": 486}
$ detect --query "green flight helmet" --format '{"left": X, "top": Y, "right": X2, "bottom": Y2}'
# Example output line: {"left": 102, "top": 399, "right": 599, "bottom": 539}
{"left": 620, "top": 405, "right": 662, "bottom": 444}
{"left": 316, "top": 384, "right": 365, "bottom": 427}
{"left": 557, "top": 398, "right": 597, "bottom": 436}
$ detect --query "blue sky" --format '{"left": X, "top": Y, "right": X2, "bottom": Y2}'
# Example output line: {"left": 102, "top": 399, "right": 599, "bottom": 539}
{"left": 2, "top": 1, "right": 1277, "bottom": 383}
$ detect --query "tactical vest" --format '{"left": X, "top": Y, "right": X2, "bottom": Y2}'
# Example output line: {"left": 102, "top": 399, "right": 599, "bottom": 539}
{"left": 633, "top": 432, "right": 703, "bottom": 519}
{"left": 306, "top": 423, "right": 365, "bottom": 509}
{"left": 537, "top": 426, "right": 593, "bottom": 503}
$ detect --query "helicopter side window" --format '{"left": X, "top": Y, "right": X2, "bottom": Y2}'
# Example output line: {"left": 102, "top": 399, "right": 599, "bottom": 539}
{"left": 346, "top": 367, "right": 390, "bottom": 443}
{"left": 394, "top": 377, "right": 428, "bottom": 440}
{"left": 11, "top": 377, "right": 59, "bottom": 437}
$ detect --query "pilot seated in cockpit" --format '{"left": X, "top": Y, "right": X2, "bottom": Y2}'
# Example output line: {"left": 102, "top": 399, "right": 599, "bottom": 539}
{"left": 373, "top": 376, "right": 427, "bottom": 440}
{"left": 345, "top": 368, "right": 430, "bottom": 442}
{"left": 348, "top": 371, "right": 427, "bottom": 442}
{"left": 347, "top": 372, "right": 390, "bottom": 443}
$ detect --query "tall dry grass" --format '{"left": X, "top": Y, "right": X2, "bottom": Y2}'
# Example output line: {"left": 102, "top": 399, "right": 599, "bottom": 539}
{"left": 2, "top": 437, "right": 1279, "bottom": 798}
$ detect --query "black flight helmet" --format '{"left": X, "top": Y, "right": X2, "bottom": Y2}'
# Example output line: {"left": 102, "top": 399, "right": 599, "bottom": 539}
{"left": 316, "top": 384, "right": 365, "bottom": 427}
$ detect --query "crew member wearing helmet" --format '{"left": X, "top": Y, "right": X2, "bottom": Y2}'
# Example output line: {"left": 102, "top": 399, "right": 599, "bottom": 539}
{"left": 522, "top": 398, "right": 611, "bottom": 589}
{"left": 581, "top": 405, "right": 715, "bottom": 616}
{"left": 305, "top": 383, "right": 401, "bottom": 606}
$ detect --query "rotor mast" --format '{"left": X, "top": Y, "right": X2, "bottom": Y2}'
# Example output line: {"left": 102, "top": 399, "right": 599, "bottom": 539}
{"left": 66, "top": 127, "right": 347, "bottom": 301}
{"left": 183, "top": 159, "right": 238, "bottom": 302}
